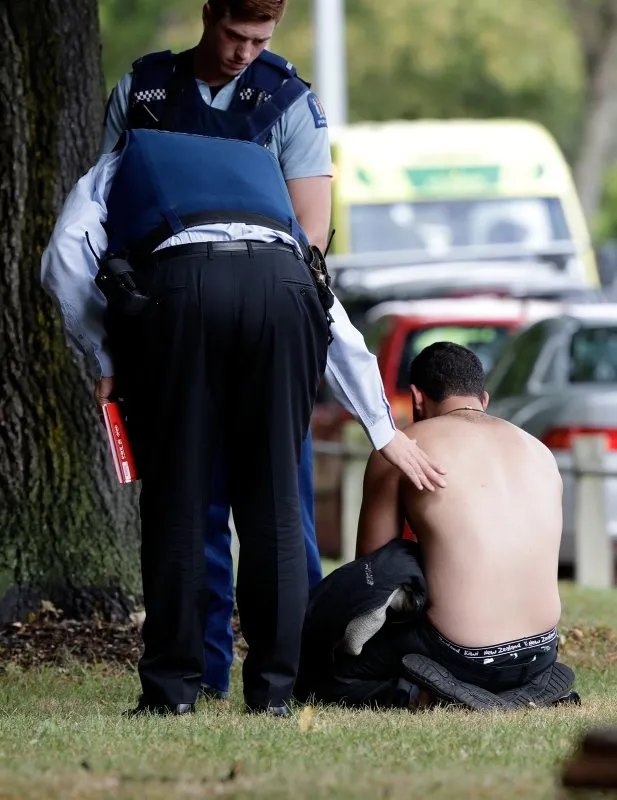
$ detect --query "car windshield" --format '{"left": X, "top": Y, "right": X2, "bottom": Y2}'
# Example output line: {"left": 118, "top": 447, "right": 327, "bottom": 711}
{"left": 569, "top": 326, "right": 617, "bottom": 383}
{"left": 349, "top": 197, "right": 570, "bottom": 258}
{"left": 396, "top": 325, "right": 511, "bottom": 390}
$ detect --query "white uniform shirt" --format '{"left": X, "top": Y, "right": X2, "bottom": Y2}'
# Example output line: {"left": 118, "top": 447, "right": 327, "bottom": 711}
{"left": 41, "top": 65, "right": 396, "bottom": 450}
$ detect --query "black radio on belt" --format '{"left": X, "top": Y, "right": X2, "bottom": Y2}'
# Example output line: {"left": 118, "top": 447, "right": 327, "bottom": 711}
{"left": 94, "top": 258, "right": 150, "bottom": 316}
{"left": 86, "top": 231, "right": 150, "bottom": 316}
{"left": 94, "top": 256, "right": 150, "bottom": 316}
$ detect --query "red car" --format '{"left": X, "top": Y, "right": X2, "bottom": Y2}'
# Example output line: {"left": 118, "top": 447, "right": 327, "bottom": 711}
{"left": 368, "top": 297, "right": 563, "bottom": 426}
{"left": 311, "top": 296, "right": 563, "bottom": 555}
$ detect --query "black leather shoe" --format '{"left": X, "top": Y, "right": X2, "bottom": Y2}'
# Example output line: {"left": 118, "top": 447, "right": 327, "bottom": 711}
{"left": 246, "top": 704, "right": 291, "bottom": 718}
{"left": 125, "top": 700, "right": 195, "bottom": 717}
{"left": 199, "top": 684, "right": 229, "bottom": 701}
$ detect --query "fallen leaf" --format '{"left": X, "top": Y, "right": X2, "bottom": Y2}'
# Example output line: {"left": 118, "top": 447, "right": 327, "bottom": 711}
{"left": 130, "top": 611, "right": 146, "bottom": 630}
{"left": 299, "top": 705, "right": 315, "bottom": 732}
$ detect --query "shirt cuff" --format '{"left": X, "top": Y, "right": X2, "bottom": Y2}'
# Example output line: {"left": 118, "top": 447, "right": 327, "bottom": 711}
{"left": 365, "top": 415, "right": 396, "bottom": 451}
{"left": 284, "top": 169, "right": 333, "bottom": 180}
{"left": 96, "top": 351, "right": 115, "bottom": 378}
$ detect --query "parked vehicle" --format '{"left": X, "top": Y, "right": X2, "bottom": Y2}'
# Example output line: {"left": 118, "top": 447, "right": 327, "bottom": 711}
{"left": 328, "top": 256, "right": 595, "bottom": 345}
{"left": 486, "top": 305, "right": 617, "bottom": 568}
{"left": 331, "top": 257, "right": 591, "bottom": 306}
{"left": 328, "top": 118, "right": 598, "bottom": 286}
{"left": 365, "top": 296, "right": 563, "bottom": 426}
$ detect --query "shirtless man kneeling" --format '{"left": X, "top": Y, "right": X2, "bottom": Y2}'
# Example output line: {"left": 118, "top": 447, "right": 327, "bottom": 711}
{"left": 295, "top": 342, "right": 574, "bottom": 710}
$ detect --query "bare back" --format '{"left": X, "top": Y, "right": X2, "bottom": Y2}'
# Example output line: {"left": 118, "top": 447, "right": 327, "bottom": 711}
{"left": 404, "top": 411, "right": 562, "bottom": 645}
{"left": 358, "top": 411, "right": 563, "bottom": 647}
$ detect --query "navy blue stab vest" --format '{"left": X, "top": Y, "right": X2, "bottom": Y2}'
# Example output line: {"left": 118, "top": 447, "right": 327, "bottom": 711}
{"left": 105, "top": 129, "right": 308, "bottom": 260}
{"left": 126, "top": 48, "right": 310, "bottom": 145}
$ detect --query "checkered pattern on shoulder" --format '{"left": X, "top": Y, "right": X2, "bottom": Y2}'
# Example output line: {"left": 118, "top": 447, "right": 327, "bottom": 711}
{"left": 134, "top": 88, "right": 166, "bottom": 102}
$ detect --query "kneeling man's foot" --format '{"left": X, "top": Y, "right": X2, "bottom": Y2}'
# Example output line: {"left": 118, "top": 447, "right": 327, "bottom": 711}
{"left": 246, "top": 703, "right": 291, "bottom": 718}
{"left": 553, "top": 691, "right": 581, "bottom": 707}
{"left": 125, "top": 698, "right": 196, "bottom": 717}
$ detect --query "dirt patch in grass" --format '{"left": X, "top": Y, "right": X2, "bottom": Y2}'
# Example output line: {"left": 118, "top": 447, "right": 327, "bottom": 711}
{"left": 559, "top": 626, "right": 617, "bottom": 671}
{"left": 0, "top": 604, "right": 247, "bottom": 672}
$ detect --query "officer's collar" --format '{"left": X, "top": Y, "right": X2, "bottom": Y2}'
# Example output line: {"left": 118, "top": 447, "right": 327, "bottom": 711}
{"left": 195, "top": 69, "right": 246, "bottom": 92}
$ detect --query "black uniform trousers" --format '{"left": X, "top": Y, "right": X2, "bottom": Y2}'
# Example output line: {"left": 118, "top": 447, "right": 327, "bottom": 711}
{"left": 121, "top": 241, "right": 329, "bottom": 709}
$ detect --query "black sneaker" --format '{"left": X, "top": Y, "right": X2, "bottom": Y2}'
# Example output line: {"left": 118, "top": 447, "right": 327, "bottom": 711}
{"left": 553, "top": 691, "right": 581, "bottom": 707}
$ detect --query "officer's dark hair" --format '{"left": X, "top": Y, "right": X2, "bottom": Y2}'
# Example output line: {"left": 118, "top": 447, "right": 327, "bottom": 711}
{"left": 208, "top": 0, "right": 287, "bottom": 23}
{"left": 408, "top": 342, "right": 485, "bottom": 402}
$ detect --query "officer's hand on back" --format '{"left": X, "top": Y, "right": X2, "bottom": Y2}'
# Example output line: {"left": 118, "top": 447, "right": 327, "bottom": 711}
{"left": 379, "top": 430, "right": 447, "bottom": 491}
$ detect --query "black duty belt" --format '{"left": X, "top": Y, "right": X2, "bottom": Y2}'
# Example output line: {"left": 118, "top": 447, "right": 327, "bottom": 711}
{"left": 148, "top": 240, "right": 302, "bottom": 264}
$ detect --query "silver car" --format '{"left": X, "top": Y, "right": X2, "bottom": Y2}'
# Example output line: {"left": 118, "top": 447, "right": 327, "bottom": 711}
{"left": 486, "top": 305, "right": 617, "bottom": 568}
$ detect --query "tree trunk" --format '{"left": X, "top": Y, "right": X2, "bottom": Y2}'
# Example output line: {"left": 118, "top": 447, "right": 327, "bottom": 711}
{"left": 0, "top": 0, "right": 141, "bottom": 624}
{"left": 568, "top": 0, "right": 617, "bottom": 223}
{"left": 574, "top": 27, "right": 617, "bottom": 222}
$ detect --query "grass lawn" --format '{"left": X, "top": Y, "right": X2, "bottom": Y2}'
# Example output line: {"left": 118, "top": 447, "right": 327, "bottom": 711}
{"left": 0, "top": 581, "right": 615, "bottom": 799}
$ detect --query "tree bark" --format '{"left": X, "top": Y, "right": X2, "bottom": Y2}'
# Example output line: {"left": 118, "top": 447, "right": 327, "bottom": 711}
{"left": 568, "top": 0, "right": 617, "bottom": 222}
{"left": 0, "top": 0, "right": 141, "bottom": 624}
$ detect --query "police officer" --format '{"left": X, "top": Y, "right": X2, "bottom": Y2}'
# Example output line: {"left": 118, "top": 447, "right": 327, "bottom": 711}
{"left": 42, "top": 127, "right": 332, "bottom": 717}
{"left": 97, "top": 0, "right": 447, "bottom": 703}
{"left": 99, "top": 0, "right": 334, "bottom": 701}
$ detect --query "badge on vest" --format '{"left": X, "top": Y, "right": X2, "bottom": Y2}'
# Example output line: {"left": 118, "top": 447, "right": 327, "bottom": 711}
{"left": 307, "top": 93, "right": 328, "bottom": 129}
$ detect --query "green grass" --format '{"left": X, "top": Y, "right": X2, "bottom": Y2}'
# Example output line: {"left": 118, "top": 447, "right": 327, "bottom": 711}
{"left": 0, "top": 582, "right": 615, "bottom": 799}
{"left": 560, "top": 581, "right": 617, "bottom": 628}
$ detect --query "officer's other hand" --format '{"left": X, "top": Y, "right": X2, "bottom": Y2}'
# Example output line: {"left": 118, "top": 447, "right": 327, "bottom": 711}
{"left": 94, "top": 376, "right": 115, "bottom": 409}
{"left": 379, "top": 430, "right": 447, "bottom": 491}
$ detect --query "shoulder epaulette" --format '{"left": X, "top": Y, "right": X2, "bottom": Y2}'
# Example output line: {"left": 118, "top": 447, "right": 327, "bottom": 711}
{"left": 257, "top": 50, "right": 298, "bottom": 78}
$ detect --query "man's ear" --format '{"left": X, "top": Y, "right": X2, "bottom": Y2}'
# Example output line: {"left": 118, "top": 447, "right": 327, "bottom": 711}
{"left": 410, "top": 384, "right": 424, "bottom": 416}
{"left": 481, "top": 390, "right": 490, "bottom": 410}
{"left": 203, "top": 3, "right": 211, "bottom": 26}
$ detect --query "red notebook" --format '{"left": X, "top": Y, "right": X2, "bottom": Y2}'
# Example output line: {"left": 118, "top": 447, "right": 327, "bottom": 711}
{"left": 101, "top": 401, "right": 139, "bottom": 484}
